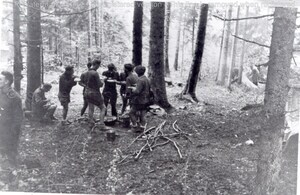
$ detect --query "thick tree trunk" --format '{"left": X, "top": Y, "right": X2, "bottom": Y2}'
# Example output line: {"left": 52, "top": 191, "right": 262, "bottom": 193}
{"left": 255, "top": 7, "right": 297, "bottom": 195}
{"left": 132, "top": 1, "right": 143, "bottom": 66}
{"left": 13, "top": 0, "right": 22, "bottom": 93}
{"left": 25, "top": 0, "right": 42, "bottom": 110}
{"left": 173, "top": 8, "right": 182, "bottom": 71}
{"left": 182, "top": 4, "right": 208, "bottom": 102}
{"left": 227, "top": 6, "right": 240, "bottom": 88}
{"left": 149, "top": 2, "right": 172, "bottom": 111}
{"left": 238, "top": 6, "right": 249, "bottom": 84}
{"left": 217, "top": 6, "right": 232, "bottom": 85}
{"left": 164, "top": 2, "right": 171, "bottom": 77}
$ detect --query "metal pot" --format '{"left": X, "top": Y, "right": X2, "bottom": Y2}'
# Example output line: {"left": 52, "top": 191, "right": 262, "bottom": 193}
{"left": 107, "top": 129, "right": 116, "bottom": 142}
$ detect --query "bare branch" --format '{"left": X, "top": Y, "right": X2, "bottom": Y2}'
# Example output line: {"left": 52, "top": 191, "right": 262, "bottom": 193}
{"left": 231, "top": 34, "right": 270, "bottom": 48}
{"left": 213, "top": 14, "right": 274, "bottom": 21}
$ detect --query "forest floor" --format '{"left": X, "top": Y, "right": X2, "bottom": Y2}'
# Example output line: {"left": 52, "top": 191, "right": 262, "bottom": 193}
{"left": 0, "top": 71, "right": 297, "bottom": 195}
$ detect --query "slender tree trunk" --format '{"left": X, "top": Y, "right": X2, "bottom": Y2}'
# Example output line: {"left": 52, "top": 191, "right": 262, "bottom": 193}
{"left": 191, "top": 5, "right": 196, "bottom": 54}
{"left": 69, "top": 19, "right": 72, "bottom": 58}
{"left": 132, "top": 1, "right": 143, "bottom": 66}
{"left": 54, "top": 26, "right": 58, "bottom": 55}
{"left": 88, "top": 0, "right": 92, "bottom": 59}
{"left": 94, "top": 8, "right": 98, "bottom": 47}
{"left": 181, "top": 12, "right": 186, "bottom": 78}
{"left": 215, "top": 11, "right": 226, "bottom": 81}
{"left": 173, "top": 8, "right": 182, "bottom": 71}
{"left": 98, "top": 0, "right": 103, "bottom": 51}
{"left": 13, "top": 0, "right": 22, "bottom": 93}
{"left": 255, "top": 7, "right": 297, "bottom": 195}
{"left": 149, "top": 2, "right": 172, "bottom": 111}
{"left": 25, "top": 0, "right": 41, "bottom": 110}
{"left": 182, "top": 4, "right": 208, "bottom": 102}
{"left": 217, "top": 6, "right": 232, "bottom": 85}
{"left": 164, "top": 2, "right": 171, "bottom": 77}
{"left": 49, "top": 36, "right": 52, "bottom": 51}
{"left": 227, "top": 6, "right": 240, "bottom": 88}
{"left": 238, "top": 6, "right": 249, "bottom": 84}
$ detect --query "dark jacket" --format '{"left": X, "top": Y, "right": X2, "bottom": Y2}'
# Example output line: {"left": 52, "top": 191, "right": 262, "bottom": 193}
{"left": 132, "top": 75, "right": 150, "bottom": 105}
{"left": 119, "top": 72, "right": 128, "bottom": 95}
{"left": 102, "top": 70, "right": 119, "bottom": 93}
{"left": 58, "top": 73, "right": 77, "bottom": 98}
{"left": 32, "top": 87, "right": 48, "bottom": 116}
{"left": 86, "top": 69, "right": 103, "bottom": 92}
{"left": 0, "top": 86, "right": 23, "bottom": 131}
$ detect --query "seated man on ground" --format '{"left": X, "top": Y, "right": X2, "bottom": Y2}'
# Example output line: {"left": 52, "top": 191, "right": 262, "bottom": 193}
{"left": 32, "top": 83, "right": 57, "bottom": 122}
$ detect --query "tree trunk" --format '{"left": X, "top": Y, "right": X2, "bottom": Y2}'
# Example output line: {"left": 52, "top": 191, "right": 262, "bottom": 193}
{"left": 238, "top": 6, "right": 249, "bottom": 84}
{"left": 164, "top": 2, "right": 171, "bottom": 77}
{"left": 94, "top": 8, "right": 98, "bottom": 47}
{"left": 13, "top": 0, "right": 22, "bottom": 93}
{"left": 227, "top": 6, "right": 240, "bottom": 88}
{"left": 132, "top": 1, "right": 143, "bottom": 66}
{"left": 217, "top": 6, "right": 232, "bottom": 85}
{"left": 173, "top": 8, "right": 182, "bottom": 71}
{"left": 98, "top": 0, "right": 103, "bottom": 50}
{"left": 25, "top": 0, "right": 41, "bottom": 110}
{"left": 88, "top": 0, "right": 92, "bottom": 59}
{"left": 215, "top": 11, "right": 226, "bottom": 81}
{"left": 191, "top": 5, "right": 197, "bottom": 54}
{"left": 182, "top": 4, "right": 208, "bottom": 102}
{"left": 255, "top": 7, "right": 297, "bottom": 195}
{"left": 149, "top": 2, "right": 172, "bottom": 111}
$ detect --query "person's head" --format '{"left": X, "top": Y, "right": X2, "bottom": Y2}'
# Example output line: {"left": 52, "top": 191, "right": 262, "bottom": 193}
{"left": 64, "top": 65, "right": 74, "bottom": 76}
{"left": 124, "top": 63, "right": 133, "bottom": 74}
{"left": 107, "top": 63, "right": 116, "bottom": 71}
{"left": 0, "top": 71, "right": 13, "bottom": 89}
{"left": 135, "top": 65, "right": 146, "bottom": 77}
{"left": 87, "top": 62, "right": 92, "bottom": 69}
{"left": 42, "top": 83, "right": 52, "bottom": 92}
{"left": 92, "top": 59, "right": 101, "bottom": 70}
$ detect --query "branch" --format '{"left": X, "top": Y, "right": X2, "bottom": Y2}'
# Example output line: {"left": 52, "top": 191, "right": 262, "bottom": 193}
{"left": 213, "top": 14, "right": 274, "bottom": 21}
{"left": 231, "top": 34, "right": 270, "bottom": 48}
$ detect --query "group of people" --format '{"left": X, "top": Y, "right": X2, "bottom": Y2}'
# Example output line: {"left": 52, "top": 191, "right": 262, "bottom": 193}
{"left": 0, "top": 59, "right": 152, "bottom": 165}
{"left": 31, "top": 59, "right": 152, "bottom": 132}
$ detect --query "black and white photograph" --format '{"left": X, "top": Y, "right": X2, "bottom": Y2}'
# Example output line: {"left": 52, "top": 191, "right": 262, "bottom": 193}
{"left": 0, "top": 0, "right": 298, "bottom": 194}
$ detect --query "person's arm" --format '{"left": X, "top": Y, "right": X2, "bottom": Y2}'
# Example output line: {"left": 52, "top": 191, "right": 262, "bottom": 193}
{"left": 132, "top": 79, "right": 144, "bottom": 95}
{"left": 11, "top": 96, "right": 23, "bottom": 136}
{"left": 79, "top": 74, "right": 86, "bottom": 87}
{"left": 95, "top": 72, "right": 103, "bottom": 88}
{"left": 34, "top": 91, "right": 48, "bottom": 105}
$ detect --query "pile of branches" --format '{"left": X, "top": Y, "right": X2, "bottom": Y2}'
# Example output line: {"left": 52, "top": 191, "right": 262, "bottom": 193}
{"left": 117, "top": 120, "right": 192, "bottom": 165}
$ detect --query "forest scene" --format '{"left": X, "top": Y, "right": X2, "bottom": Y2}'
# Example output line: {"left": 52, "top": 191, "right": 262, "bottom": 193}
{"left": 0, "top": 0, "right": 299, "bottom": 194}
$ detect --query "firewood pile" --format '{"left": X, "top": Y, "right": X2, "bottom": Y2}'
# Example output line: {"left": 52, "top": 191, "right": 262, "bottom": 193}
{"left": 117, "top": 120, "right": 193, "bottom": 165}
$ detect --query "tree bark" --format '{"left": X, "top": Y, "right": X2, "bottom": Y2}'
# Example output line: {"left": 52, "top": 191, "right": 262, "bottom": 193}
{"left": 173, "top": 7, "right": 182, "bottom": 71}
{"left": 25, "top": 0, "right": 42, "bottom": 110}
{"left": 164, "top": 2, "right": 171, "bottom": 77}
{"left": 88, "top": 0, "right": 92, "bottom": 59}
{"left": 132, "top": 1, "right": 143, "bottom": 66}
{"left": 13, "top": 0, "right": 23, "bottom": 93}
{"left": 149, "top": 2, "right": 172, "bottom": 111}
{"left": 217, "top": 6, "right": 232, "bottom": 85}
{"left": 255, "top": 7, "right": 297, "bottom": 195}
{"left": 227, "top": 6, "right": 240, "bottom": 88}
{"left": 182, "top": 4, "right": 208, "bottom": 102}
{"left": 238, "top": 6, "right": 249, "bottom": 84}
{"left": 215, "top": 11, "right": 226, "bottom": 81}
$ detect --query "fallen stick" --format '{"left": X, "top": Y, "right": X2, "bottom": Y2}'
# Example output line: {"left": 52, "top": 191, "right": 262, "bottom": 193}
{"left": 164, "top": 137, "right": 183, "bottom": 159}
{"left": 135, "top": 143, "right": 149, "bottom": 160}
{"left": 126, "top": 126, "right": 156, "bottom": 149}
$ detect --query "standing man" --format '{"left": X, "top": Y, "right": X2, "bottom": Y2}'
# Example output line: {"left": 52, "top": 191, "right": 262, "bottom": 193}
{"left": 118, "top": 64, "right": 131, "bottom": 114}
{"left": 125, "top": 64, "right": 138, "bottom": 108}
{"left": 0, "top": 71, "right": 23, "bottom": 165}
{"left": 129, "top": 65, "right": 150, "bottom": 133}
{"left": 32, "top": 83, "right": 57, "bottom": 122}
{"left": 58, "top": 66, "right": 77, "bottom": 124}
{"left": 102, "top": 63, "right": 119, "bottom": 117}
{"left": 79, "top": 62, "right": 94, "bottom": 117}
{"left": 84, "top": 59, "right": 107, "bottom": 129}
